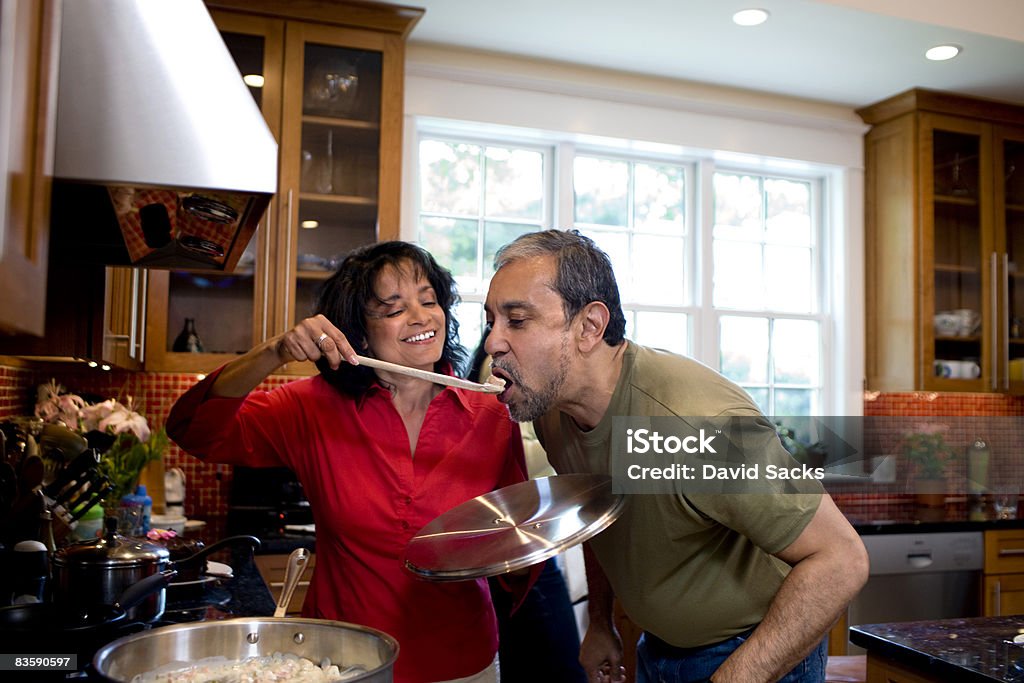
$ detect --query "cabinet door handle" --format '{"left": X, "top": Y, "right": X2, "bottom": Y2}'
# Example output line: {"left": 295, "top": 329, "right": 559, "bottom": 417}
{"left": 138, "top": 269, "right": 147, "bottom": 363}
{"left": 129, "top": 269, "right": 140, "bottom": 360}
{"left": 996, "top": 579, "right": 1002, "bottom": 616}
{"left": 261, "top": 198, "right": 273, "bottom": 343}
{"left": 992, "top": 252, "right": 999, "bottom": 390}
{"left": 998, "top": 548, "right": 1024, "bottom": 556}
{"left": 1004, "top": 253, "right": 1010, "bottom": 389}
{"left": 283, "top": 190, "right": 293, "bottom": 331}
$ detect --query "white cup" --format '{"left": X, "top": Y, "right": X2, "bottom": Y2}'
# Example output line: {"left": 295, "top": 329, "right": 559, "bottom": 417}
{"left": 955, "top": 360, "right": 981, "bottom": 378}
{"left": 935, "top": 360, "right": 981, "bottom": 379}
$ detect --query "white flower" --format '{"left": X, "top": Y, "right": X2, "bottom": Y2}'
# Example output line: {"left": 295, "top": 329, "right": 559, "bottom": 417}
{"left": 79, "top": 399, "right": 118, "bottom": 433}
{"left": 34, "top": 379, "right": 86, "bottom": 429}
{"left": 36, "top": 382, "right": 154, "bottom": 444}
{"left": 100, "top": 406, "right": 151, "bottom": 443}
{"left": 81, "top": 398, "right": 151, "bottom": 442}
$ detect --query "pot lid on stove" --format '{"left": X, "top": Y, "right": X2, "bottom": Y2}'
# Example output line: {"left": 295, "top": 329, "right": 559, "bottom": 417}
{"left": 54, "top": 518, "right": 169, "bottom": 568}
{"left": 404, "top": 474, "right": 625, "bottom": 581}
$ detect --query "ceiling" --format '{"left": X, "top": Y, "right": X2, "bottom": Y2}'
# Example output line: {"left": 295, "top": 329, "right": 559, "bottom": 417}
{"left": 406, "top": 0, "right": 1024, "bottom": 110}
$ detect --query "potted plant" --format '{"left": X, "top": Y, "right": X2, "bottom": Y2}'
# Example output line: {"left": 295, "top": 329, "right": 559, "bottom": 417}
{"left": 901, "top": 423, "right": 956, "bottom": 519}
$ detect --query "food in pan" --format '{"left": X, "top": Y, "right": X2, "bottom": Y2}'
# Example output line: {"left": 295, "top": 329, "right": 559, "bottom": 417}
{"left": 132, "top": 652, "right": 366, "bottom": 682}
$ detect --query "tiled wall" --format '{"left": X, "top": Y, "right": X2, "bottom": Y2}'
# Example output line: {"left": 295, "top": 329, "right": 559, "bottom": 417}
{"left": 4, "top": 362, "right": 1024, "bottom": 522}
{"left": 831, "top": 391, "right": 1024, "bottom": 523}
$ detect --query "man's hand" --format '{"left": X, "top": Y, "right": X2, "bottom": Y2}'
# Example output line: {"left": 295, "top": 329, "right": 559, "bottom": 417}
{"left": 580, "top": 622, "right": 626, "bottom": 683}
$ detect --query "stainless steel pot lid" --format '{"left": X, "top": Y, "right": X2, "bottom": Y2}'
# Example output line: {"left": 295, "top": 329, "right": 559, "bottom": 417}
{"left": 53, "top": 518, "right": 169, "bottom": 568}
{"left": 404, "top": 474, "right": 625, "bottom": 581}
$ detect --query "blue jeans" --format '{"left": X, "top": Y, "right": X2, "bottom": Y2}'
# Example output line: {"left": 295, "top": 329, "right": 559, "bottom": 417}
{"left": 636, "top": 629, "right": 827, "bottom": 683}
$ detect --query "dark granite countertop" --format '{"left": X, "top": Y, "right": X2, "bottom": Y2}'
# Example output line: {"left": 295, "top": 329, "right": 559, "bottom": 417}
{"left": 853, "top": 518, "right": 1024, "bottom": 535}
{"left": 253, "top": 533, "right": 316, "bottom": 555}
{"left": 850, "top": 617, "right": 1024, "bottom": 683}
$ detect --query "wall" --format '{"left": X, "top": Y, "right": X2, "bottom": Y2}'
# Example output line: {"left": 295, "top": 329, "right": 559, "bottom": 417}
{"left": 831, "top": 391, "right": 1024, "bottom": 522}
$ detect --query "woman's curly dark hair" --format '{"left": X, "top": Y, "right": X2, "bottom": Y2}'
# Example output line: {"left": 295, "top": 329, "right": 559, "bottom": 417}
{"left": 313, "top": 241, "right": 468, "bottom": 396}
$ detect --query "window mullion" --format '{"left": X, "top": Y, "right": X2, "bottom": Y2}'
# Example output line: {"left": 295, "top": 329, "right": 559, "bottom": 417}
{"left": 697, "top": 159, "right": 716, "bottom": 364}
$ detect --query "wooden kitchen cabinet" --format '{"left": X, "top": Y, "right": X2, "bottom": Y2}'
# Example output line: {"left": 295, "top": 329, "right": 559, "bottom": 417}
{"left": 0, "top": 0, "right": 59, "bottom": 337}
{"left": 983, "top": 529, "right": 1024, "bottom": 616}
{"left": 0, "top": 262, "right": 148, "bottom": 369}
{"left": 865, "top": 653, "right": 943, "bottom": 683}
{"left": 144, "top": 1, "right": 422, "bottom": 373}
{"left": 254, "top": 551, "right": 317, "bottom": 615}
{"left": 860, "top": 89, "right": 1024, "bottom": 393}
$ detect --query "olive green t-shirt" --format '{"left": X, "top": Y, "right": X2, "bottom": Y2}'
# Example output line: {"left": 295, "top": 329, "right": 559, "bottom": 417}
{"left": 534, "top": 342, "right": 823, "bottom": 647}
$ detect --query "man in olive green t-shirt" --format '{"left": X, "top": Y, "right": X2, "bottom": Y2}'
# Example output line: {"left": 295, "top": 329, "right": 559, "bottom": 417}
{"left": 484, "top": 230, "right": 868, "bottom": 683}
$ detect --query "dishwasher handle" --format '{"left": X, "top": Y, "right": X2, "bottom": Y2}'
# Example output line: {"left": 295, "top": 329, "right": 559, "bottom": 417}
{"left": 907, "top": 552, "right": 933, "bottom": 569}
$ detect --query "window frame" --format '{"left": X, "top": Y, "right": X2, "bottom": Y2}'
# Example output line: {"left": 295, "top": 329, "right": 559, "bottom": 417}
{"left": 412, "top": 121, "right": 846, "bottom": 416}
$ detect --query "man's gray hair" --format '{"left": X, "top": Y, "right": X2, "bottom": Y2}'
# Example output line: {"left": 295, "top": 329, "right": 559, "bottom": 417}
{"left": 494, "top": 229, "right": 626, "bottom": 346}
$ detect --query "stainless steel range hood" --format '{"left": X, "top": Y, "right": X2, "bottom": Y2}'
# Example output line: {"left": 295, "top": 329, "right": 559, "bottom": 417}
{"left": 50, "top": 0, "right": 278, "bottom": 270}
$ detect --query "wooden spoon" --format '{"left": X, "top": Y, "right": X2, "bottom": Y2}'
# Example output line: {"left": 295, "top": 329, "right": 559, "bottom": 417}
{"left": 354, "top": 355, "right": 505, "bottom": 394}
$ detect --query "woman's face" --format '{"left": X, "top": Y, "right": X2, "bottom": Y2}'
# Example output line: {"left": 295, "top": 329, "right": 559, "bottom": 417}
{"left": 364, "top": 261, "right": 447, "bottom": 371}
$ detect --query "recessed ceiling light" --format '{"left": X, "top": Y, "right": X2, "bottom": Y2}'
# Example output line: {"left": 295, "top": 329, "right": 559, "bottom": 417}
{"left": 733, "top": 8, "right": 769, "bottom": 26}
{"left": 242, "top": 74, "right": 265, "bottom": 88}
{"left": 925, "top": 44, "right": 961, "bottom": 61}
{"left": 301, "top": 220, "right": 319, "bottom": 229}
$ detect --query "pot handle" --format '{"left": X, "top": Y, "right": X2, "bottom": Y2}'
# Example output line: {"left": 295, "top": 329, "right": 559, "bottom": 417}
{"left": 174, "top": 534, "right": 261, "bottom": 569}
{"left": 274, "top": 548, "right": 310, "bottom": 618}
{"left": 114, "top": 569, "right": 177, "bottom": 611}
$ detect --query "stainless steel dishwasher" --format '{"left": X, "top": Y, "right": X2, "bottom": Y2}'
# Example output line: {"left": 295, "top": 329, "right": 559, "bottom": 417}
{"left": 845, "top": 531, "right": 984, "bottom": 654}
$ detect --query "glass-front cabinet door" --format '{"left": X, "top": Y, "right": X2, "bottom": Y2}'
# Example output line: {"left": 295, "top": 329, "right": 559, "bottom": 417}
{"left": 144, "top": 5, "right": 415, "bottom": 373}
{"left": 922, "top": 114, "right": 991, "bottom": 391}
{"left": 145, "top": 12, "right": 284, "bottom": 372}
{"left": 998, "top": 125, "right": 1024, "bottom": 392}
{"left": 277, "top": 22, "right": 401, "bottom": 335}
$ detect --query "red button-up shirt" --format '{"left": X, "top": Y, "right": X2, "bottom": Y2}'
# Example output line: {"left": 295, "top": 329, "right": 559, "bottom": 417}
{"left": 167, "top": 369, "right": 528, "bottom": 683}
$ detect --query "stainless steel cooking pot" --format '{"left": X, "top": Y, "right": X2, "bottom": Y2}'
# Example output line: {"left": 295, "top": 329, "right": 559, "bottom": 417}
{"left": 52, "top": 518, "right": 259, "bottom": 621}
{"left": 93, "top": 549, "right": 398, "bottom": 682}
{"left": 93, "top": 618, "right": 399, "bottom": 682}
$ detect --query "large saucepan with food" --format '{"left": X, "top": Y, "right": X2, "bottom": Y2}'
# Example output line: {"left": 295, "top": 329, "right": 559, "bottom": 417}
{"left": 93, "top": 549, "right": 399, "bottom": 682}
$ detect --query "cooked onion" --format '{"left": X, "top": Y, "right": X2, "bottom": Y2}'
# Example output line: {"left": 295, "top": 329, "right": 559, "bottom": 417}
{"left": 132, "top": 652, "right": 366, "bottom": 682}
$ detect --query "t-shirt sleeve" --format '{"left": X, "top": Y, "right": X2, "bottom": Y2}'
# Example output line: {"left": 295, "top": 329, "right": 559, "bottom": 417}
{"left": 684, "top": 412, "right": 824, "bottom": 555}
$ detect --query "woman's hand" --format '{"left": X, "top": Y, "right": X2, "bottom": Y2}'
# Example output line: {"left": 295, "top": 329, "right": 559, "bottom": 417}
{"left": 276, "top": 314, "right": 359, "bottom": 370}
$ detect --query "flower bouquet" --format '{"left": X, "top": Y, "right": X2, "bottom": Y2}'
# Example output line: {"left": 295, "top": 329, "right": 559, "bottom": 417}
{"left": 35, "top": 380, "right": 167, "bottom": 509}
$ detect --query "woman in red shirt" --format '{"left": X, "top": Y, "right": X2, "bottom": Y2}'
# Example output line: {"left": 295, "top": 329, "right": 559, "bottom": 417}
{"left": 167, "top": 242, "right": 528, "bottom": 683}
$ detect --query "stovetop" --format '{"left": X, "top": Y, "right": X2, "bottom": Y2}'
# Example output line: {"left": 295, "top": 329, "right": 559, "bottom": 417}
{"left": 27, "top": 584, "right": 240, "bottom": 681}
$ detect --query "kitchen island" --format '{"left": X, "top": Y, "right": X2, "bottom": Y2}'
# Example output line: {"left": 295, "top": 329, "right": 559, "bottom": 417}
{"left": 850, "top": 616, "right": 1024, "bottom": 682}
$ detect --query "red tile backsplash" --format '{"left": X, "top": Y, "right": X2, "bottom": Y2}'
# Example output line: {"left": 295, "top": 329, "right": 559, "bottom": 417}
{"left": 3, "top": 362, "right": 1024, "bottom": 525}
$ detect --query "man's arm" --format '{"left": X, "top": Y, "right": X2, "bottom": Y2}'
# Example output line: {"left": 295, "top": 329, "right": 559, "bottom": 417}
{"left": 710, "top": 494, "right": 869, "bottom": 683}
{"left": 579, "top": 543, "right": 627, "bottom": 683}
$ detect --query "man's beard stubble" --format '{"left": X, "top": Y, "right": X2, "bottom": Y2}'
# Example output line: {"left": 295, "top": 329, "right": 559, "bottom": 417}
{"left": 498, "top": 342, "right": 570, "bottom": 423}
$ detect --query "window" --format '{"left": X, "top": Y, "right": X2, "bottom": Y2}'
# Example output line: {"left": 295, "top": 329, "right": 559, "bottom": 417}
{"left": 712, "top": 173, "right": 824, "bottom": 416}
{"left": 416, "top": 129, "right": 831, "bottom": 416}
{"left": 417, "top": 137, "right": 549, "bottom": 347}
{"left": 573, "top": 155, "right": 690, "bottom": 356}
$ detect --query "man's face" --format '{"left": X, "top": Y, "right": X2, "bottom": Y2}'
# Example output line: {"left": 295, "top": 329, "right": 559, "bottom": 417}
{"left": 484, "top": 256, "right": 572, "bottom": 422}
